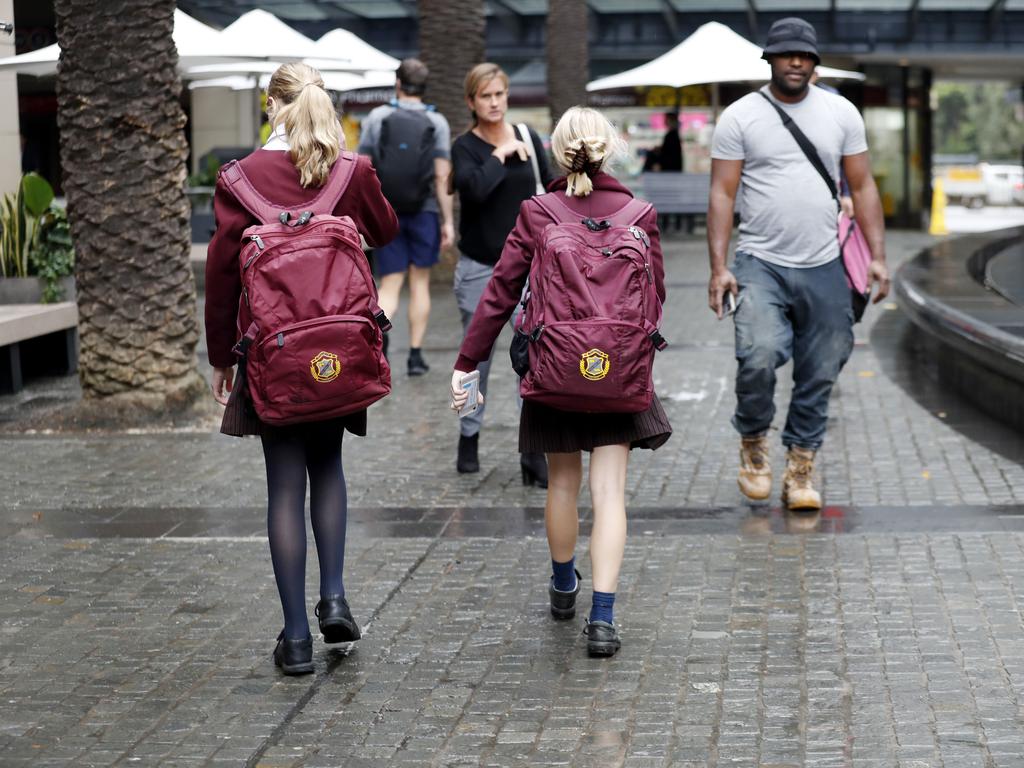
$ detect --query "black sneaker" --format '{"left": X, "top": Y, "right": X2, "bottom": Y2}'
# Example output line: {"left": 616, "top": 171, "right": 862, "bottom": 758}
{"left": 273, "top": 631, "right": 314, "bottom": 675}
{"left": 407, "top": 350, "right": 429, "bottom": 376}
{"left": 315, "top": 595, "right": 361, "bottom": 644}
{"left": 549, "top": 569, "right": 582, "bottom": 620}
{"left": 584, "top": 620, "right": 621, "bottom": 658}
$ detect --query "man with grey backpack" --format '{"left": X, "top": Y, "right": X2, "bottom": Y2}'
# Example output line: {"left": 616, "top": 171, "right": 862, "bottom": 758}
{"left": 706, "top": 17, "right": 889, "bottom": 511}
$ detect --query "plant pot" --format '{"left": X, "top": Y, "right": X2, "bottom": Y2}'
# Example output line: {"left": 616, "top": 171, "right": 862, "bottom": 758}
{"left": 0, "top": 276, "right": 76, "bottom": 304}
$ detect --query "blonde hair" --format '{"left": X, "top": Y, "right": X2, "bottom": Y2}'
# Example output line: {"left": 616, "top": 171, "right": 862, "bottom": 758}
{"left": 463, "top": 63, "right": 509, "bottom": 132}
{"left": 267, "top": 63, "right": 340, "bottom": 188}
{"left": 550, "top": 106, "right": 626, "bottom": 197}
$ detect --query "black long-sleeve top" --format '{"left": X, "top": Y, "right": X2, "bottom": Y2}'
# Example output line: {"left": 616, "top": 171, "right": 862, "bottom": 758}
{"left": 451, "top": 126, "right": 553, "bottom": 266}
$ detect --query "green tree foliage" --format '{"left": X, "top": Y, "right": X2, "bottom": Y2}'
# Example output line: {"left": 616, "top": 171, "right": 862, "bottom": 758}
{"left": 935, "top": 81, "right": 1024, "bottom": 162}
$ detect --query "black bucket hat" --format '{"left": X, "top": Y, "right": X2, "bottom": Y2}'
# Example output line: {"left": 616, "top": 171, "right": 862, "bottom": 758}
{"left": 761, "top": 17, "right": 821, "bottom": 64}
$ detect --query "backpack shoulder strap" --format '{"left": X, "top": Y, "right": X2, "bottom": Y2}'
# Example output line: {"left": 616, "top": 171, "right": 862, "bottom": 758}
{"left": 607, "top": 197, "right": 653, "bottom": 227}
{"left": 758, "top": 91, "right": 839, "bottom": 205}
{"left": 305, "top": 151, "right": 358, "bottom": 216}
{"left": 532, "top": 193, "right": 570, "bottom": 225}
{"left": 218, "top": 160, "right": 278, "bottom": 225}
{"left": 533, "top": 193, "right": 652, "bottom": 229}
{"left": 218, "top": 153, "right": 359, "bottom": 224}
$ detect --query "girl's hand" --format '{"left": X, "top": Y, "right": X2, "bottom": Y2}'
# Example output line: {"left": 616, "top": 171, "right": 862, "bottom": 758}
{"left": 212, "top": 367, "right": 234, "bottom": 406}
{"left": 450, "top": 370, "right": 484, "bottom": 411}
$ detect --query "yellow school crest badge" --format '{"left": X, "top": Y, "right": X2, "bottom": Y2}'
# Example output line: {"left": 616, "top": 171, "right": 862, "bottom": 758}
{"left": 579, "top": 349, "right": 610, "bottom": 381}
{"left": 310, "top": 351, "right": 341, "bottom": 383}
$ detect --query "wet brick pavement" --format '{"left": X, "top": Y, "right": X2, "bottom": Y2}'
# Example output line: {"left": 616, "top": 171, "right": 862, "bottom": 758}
{"left": 2, "top": 232, "right": 1024, "bottom": 766}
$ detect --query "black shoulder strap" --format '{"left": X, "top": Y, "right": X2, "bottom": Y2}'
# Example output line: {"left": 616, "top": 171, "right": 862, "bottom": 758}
{"left": 758, "top": 91, "right": 839, "bottom": 207}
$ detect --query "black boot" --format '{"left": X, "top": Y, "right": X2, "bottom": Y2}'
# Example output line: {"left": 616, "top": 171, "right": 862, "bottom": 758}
{"left": 520, "top": 452, "right": 548, "bottom": 488}
{"left": 315, "top": 595, "right": 361, "bottom": 644}
{"left": 457, "top": 433, "right": 479, "bottom": 473}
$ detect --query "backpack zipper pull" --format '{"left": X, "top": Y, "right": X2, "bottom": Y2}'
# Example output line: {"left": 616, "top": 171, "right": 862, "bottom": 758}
{"left": 277, "top": 332, "right": 285, "bottom": 348}
{"left": 645, "top": 262, "right": 653, "bottom": 284}
{"left": 250, "top": 234, "right": 265, "bottom": 250}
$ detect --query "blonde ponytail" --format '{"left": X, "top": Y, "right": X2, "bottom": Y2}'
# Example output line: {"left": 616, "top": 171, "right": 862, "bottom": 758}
{"left": 267, "top": 63, "right": 341, "bottom": 188}
{"left": 550, "top": 106, "right": 625, "bottom": 198}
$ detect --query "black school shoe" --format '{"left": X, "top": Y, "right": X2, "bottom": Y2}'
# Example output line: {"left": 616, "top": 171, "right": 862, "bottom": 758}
{"left": 273, "top": 631, "right": 314, "bottom": 675}
{"left": 584, "top": 620, "right": 621, "bottom": 658}
{"left": 407, "top": 349, "right": 429, "bottom": 376}
{"left": 315, "top": 595, "right": 362, "bottom": 644}
{"left": 549, "top": 569, "right": 582, "bottom": 620}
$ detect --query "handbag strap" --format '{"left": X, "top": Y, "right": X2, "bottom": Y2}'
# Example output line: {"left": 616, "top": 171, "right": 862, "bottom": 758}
{"left": 758, "top": 91, "right": 839, "bottom": 209}
{"left": 517, "top": 122, "right": 545, "bottom": 195}
{"left": 759, "top": 91, "right": 861, "bottom": 288}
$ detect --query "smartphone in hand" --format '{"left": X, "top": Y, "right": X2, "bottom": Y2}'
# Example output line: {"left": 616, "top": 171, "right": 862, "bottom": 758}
{"left": 721, "top": 292, "right": 743, "bottom": 319}
{"left": 457, "top": 370, "right": 481, "bottom": 419}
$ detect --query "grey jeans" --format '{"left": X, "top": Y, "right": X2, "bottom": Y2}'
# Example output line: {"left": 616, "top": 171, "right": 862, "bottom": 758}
{"left": 453, "top": 255, "right": 523, "bottom": 438}
{"left": 454, "top": 256, "right": 495, "bottom": 437}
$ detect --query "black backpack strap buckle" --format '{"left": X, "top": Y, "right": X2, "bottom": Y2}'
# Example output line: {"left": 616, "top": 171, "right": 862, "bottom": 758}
{"left": 648, "top": 330, "right": 668, "bottom": 351}
{"left": 373, "top": 310, "right": 392, "bottom": 333}
{"left": 231, "top": 322, "right": 260, "bottom": 358}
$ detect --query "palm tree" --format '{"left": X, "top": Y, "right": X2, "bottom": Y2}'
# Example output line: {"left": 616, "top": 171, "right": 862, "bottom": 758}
{"left": 546, "top": 0, "right": 590, "bottom": 125}
{"left": 417, "top": 0, "right": 485, "bottom": 134}
{"left": 54, "top": 0, "right": 202, "bottom": 413}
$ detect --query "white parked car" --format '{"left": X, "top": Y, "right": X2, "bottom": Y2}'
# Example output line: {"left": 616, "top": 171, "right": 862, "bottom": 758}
{"left": 982, "top": 164, "right": 1024, "bottom": 206}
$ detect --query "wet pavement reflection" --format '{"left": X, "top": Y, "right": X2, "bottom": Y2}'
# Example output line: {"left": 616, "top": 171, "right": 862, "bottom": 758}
{"left": 8, "top": 502, "right": 1024, "bottom": 540}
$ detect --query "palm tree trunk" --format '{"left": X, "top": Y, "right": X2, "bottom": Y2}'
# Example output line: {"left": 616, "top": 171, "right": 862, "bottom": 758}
{"left": 546, "top": 0, "right": 591, "bottom": 125}
{"left": 417, "top": 0, "right": 485, "bottom": 134}
{"left": 55, "top": 0, "right": 202, "bottom": 411}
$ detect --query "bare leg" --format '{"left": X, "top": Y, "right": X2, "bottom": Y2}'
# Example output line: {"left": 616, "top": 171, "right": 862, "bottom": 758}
{"left": 407, "top": 265, "right": 432, "bottom": 349}
{"left": 545, "top": 451, "right": 583, "bottom": 563}
{"left": 588, "top": 443, "right": 629, "bottom": 593}
{"left": 377, "top": 271, "right": 405, "bottom": 326}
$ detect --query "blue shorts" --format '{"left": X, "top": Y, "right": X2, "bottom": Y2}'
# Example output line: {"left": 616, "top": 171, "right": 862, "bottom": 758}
{"left": 375, "top": 210, "right": 440, "bottom": 276}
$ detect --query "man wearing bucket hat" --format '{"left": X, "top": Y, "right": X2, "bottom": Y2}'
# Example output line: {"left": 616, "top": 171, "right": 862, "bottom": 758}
{"left": 706, "top": 17, "right": 888, "bottom": 511}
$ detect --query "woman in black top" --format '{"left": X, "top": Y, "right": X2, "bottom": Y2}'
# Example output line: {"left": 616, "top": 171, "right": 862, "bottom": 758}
{"left": 451, "top": 62, "right": 553, "bottom": 484}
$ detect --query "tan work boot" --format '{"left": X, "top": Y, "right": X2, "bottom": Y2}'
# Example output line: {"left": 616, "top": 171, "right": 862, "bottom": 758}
{"left": 738, "top": 434, "right": 772, "bottom": 500}
{"left": 782, "top": 446, "right": 822, "bottom": 511}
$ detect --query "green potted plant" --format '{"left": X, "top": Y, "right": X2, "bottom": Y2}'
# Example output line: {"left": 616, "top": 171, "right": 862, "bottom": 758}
{"left": 0, "top": 173, "right": 76, "bottom": 304}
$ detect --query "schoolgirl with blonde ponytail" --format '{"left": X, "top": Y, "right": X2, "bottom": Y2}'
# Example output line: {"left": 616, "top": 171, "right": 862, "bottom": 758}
{"left": 266, "top": 62, "right": 341, "bottom": 187}
{"left": 550, "top": 106, "right": 626, "bottom": 197}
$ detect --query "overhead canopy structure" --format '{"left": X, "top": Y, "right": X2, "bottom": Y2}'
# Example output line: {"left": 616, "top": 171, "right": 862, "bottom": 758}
{"left": 587, "top": 21, "right": 865, "bottom": 92}
{"left": 310, "top": 28, "right": 399, "bottom": 73}
{"left": 0, "top": 9, "right": 235, "bottom": 76}
{"left": 188, "top": 70, "right": 394, "bottom": 93}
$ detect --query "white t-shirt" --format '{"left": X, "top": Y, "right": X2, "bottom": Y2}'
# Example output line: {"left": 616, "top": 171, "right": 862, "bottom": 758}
{"left": 711, "top": 85, "right": 868, "bottom": 268}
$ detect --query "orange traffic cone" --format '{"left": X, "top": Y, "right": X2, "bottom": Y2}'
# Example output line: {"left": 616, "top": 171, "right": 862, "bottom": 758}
{"left": 929, "top": 177, "right": 949, "bottom": 236}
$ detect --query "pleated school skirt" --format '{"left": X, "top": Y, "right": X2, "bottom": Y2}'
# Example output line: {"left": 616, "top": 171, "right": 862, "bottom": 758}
{"left": 518, "top": 395, "right": 672, "bottom": 454}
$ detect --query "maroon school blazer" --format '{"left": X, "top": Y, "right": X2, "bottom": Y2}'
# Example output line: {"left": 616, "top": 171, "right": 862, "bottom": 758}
{"left": 205, "top": 149, "right": 398, "bottom": 369}
{"left": 454, "top": 172, "right": 666, "bottom": 372}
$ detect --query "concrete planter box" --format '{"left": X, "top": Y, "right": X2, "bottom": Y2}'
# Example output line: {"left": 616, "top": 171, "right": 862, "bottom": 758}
{"left": 0, "top": 276, "right": 76, "bottom": 304}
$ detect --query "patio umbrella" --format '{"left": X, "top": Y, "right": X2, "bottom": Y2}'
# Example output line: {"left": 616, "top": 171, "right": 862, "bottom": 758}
{"left": 0, "top": 9, "right": 232, "bottom": 76}
{"left": 587, "top": 21, "right": 864, "bottom": 93}
{"left": 309, "top": 28, "right": 399, "bottom": 73}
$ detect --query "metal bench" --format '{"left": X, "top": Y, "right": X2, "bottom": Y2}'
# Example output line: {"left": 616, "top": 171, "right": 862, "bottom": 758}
{"left": 640, "top": 172, "right": 710, "bottom": 232}
{"left": 0, "top": 303, "right": 79, "bottom": 394}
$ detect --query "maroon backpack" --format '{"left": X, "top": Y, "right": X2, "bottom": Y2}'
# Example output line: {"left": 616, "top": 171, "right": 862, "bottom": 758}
{"left": 515, "top": 194, "right": 667, "bottom": 413}
{"left": 219, "top": 152, "right": 392, "bottom": 425}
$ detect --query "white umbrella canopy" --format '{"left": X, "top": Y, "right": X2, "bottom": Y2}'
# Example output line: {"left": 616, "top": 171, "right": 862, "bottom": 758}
{"left": 309, "top": 29, "right": 399, "bottom": 73}
{"left": 216, "top": 8, "right": 324, "bottom": 63}
{"left": 188, "top": 70, "right": 395, "bottom": 93}
{"left": 586, "top": 21, "right": 864, "bottom": 91}
{"left": 0, "top": 9, "right": 238, "bottom": 76}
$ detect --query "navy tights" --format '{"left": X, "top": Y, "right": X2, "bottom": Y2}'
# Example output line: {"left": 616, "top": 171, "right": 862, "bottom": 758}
{"left": 261, "top": 421, "right": 348, "bottom": 640}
